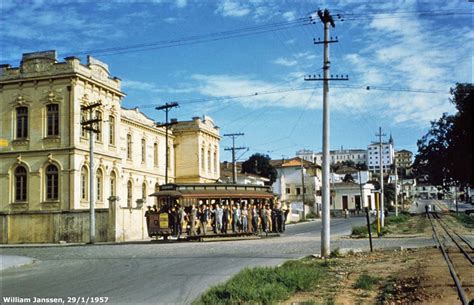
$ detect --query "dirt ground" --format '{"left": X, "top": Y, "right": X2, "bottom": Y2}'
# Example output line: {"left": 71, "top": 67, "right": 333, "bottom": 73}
{"left": 287, "top": 214, "right": 474, "bottom": 305}
{"left": 288, "top": 247, "right": 473, "bottom": 305}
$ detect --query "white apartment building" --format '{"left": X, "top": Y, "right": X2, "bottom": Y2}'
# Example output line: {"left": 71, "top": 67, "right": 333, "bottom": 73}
{"left": 367, "top": 136, "right": 394, "bottom": 173}
{"left": 296, "top": 147, "right": 367, "bottom": 166}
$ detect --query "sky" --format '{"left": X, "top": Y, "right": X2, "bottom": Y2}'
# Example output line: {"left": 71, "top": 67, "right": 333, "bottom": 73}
{"left": 1, "top": 0, "right": 472, "bottom": 163}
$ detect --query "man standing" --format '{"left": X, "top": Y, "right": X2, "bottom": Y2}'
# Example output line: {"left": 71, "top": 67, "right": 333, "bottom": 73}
{"left": 222, "top": 204, "right": 229, "bottom": 234}
{"left": 233, "top": 203, "right": 241, "bottom": 233}
{"left": 214, "top": 203, "right": 223, "bottom": 234}
{"left": 199, "top": 204, "right": 209, "bottom": 235}
{"left": 189, "top": 204, "right": 197, "bottom": 236}
{"left": 177, "top": 204, "right": 186, "bottom": 238}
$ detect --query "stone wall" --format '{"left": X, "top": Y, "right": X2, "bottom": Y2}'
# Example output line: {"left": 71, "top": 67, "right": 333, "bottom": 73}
{"left": 0, "top": 209, "right": 108, "bottom": 244}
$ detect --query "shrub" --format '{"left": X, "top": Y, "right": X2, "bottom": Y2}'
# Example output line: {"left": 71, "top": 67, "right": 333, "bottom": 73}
{"left": 196, "top": 260, "right": 326, "bottom": 304}
{"left": 354, "top": 273, "right": 379, "bottom": 290}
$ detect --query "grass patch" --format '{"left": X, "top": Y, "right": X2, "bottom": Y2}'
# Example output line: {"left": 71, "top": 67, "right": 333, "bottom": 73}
{"left": 195, "top": 259, "right": 328, "bottom": 304}
{"left": 454, "top": 213, "right": 474, "bottom": 228}
{"left": 353, "top": 273, "right": 380, "bottom": 290}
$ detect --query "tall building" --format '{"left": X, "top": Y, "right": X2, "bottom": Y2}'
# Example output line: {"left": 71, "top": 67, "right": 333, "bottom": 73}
{"left": 0, "top": 51, "right": 220, "bottom": 243}
{"left": 367, "top": 135, "right": 394, "bottom": 173}
{"left": 395, "top": 149, "right": 413, "bottom": 169}
{"left": 296, "top": 147, "right": 367, "bottom": 166}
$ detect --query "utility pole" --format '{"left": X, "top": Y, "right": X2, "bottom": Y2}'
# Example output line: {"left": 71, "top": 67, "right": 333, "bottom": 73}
{"left": 375, "top": 127, "right": 386, "bottom": 227}
{"left": 394, "top": 153, "right": 398, "bottom": 216}
{"left": 156, "top": 102, "right": 179, "bottom": 184}
{"left": 224, "top": 133, "right": 245, "bottom": 184}
{"left": 81, "top": 100, "right": 102, "bottom": 244}
{"left": 304, "top": 9, "right": 348, "bottom": 257}
{"left": 301, "top": 159, "right": 306, "bottom": 220}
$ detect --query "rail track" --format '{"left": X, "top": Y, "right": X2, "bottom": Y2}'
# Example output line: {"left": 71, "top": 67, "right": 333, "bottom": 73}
{"left": 427, "top": 211, "right": 474, "bottom": 304}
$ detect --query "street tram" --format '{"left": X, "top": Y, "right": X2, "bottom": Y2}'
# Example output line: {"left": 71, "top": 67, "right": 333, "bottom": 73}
{"left": 146, "top": 183, "right": 275, "bottom": 239}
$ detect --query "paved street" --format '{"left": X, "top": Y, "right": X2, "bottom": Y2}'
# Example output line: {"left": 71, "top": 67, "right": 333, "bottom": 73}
{"left": 0, "top": 217, "right": 434, "bottom": 305}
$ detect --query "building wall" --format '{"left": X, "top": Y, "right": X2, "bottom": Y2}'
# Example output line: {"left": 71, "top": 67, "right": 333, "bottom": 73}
{"left": 173, "top": 116, "right": 220, "bottom": 183}
{"left": 296, "top": 149, "right": 367, "bottom": 165}
{"left": 333, "top": 183, "right": 375, "bottom": 210}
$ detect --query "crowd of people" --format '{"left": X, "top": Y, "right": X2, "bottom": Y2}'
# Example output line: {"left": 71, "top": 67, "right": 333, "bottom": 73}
{"left": 146, "top": 200, "right": 290, "bottom": 238}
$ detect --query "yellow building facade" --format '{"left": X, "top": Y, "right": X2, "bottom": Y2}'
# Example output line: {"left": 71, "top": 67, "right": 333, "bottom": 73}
{"left": 0, "top": 51, "right": 220, "bottom": 243}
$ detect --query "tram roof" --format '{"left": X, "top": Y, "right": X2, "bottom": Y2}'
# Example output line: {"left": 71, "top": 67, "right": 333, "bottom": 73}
{"left": 149, "top": 183, "right": 274, "bottom": 199}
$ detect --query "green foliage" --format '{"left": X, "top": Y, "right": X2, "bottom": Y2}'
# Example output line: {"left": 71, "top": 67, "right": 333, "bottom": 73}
{"left": 351, "top": 225, "right": 368, "bottom": 237}
{"left": 196, "top": 260, "right": 326, "bottom": 304}
{"left": 384, "top": 213, "right": 409, "bottom": 225}
{"left": 241, "top": 153, "right": 277, "bottom": 184}
{"left": 306, "top": 212, "right": 318, "bottom": 219}
{"left": 353, "top": 273, "right": 380, "bottom": 290}
{"left": 454, "top": 213, "right": 474, "bottom": 228}
{"left": 413, "top": 83, "right": 473, "bottom": 185}
{"left": 329, "top": 248, "right": 342, "bottom": 258}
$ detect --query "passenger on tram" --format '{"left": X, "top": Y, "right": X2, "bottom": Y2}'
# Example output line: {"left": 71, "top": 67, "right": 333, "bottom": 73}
{"left": 251, "top": 204, "right": 259, "bottom": 233}
{"left": 199, "top": 204, "right": 210, "bottom": 235}
{"left": 265, "top": 204, "right": 272, "bottom": 233}
{"left": 241, "top": 205, "right": 248, "bottom": 233}
{"left": 177, "top": 204, "right": 186, "bottom": 238}
{"left": 214, "top": 203, "right": 223, "bottom": 233}
{"left": 170, "top": 205, "right": 179, "bottom": 237}
{"left": 222, "top": 204, "right": 229, "bottom": 234}
{"left": 189, "top": 204, "right": 197, "bottom": 236}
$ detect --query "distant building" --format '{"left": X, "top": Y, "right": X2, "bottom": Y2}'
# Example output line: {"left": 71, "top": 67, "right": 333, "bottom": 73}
{"left": 272, "top": 158, "right": 321, "bottom": 218}
{"left": 331, "top": 182, "right": 376, "bottom": 212}
{"left": 219, "top": 162, "right": 269, "bottom": 185}
{"left": 367, "top": 135, "right": 394, "bottom": 173}
{"left": 296, "top": 147, "right": 367, "bottom": 166}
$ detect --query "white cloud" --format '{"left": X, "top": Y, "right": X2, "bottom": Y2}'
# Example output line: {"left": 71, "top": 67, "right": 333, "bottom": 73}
{"left": 176, "top": 0, "right": 187, "bottom": 8}
{"left": 215, "top": 0, "right": 250, "bottom": 17}
{"left": 282, "top": 10, "right": 296, "bottom": 22}
{"left": 273, "top": 57, "right": 297, "bottom": 67}
{"left": 122, "top": 79, "right": 193, "bottom": 94}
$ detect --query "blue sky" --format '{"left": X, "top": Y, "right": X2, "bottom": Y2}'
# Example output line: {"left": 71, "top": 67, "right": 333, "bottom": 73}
{"left": 1, "top": 0, "right": 472, "bottom": 162}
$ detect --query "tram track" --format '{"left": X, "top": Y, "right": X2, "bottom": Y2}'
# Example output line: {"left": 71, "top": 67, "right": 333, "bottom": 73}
{"left": 427, "top": 211, "right": 473, "bottom": 304}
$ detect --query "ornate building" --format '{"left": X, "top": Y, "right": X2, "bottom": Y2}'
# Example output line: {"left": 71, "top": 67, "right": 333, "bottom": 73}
{"left": 0, "top": 51, "right": 220, "bottom": 243}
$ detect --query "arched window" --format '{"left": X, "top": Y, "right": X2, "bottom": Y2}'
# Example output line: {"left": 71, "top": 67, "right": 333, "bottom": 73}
{"left": 141, "top": 138, "right": 146, "bottom": 163}
{"left": 46, "top": 104, "right": 59, "bottom": 136}
{"left": 96, "top": 168, "right": 103, "bottom": 202}
{"left": 201, "top": 146, "right": 205, "bottom": 171}
{"left": 214, "top": 149, "right": 218, "bottom": 174}
{"left": 153, "top": 143, "right": 158, "bottom": 167}
{"left": 81, "top": 166, "right": 88, "bottom": 200}
{"left": 95, "top": 110, "right": 102, "bottom": 142}
{"left": 16, "top": 107, "right": 28, "bottom": 138}
{"left": 46, "top": 164, "right": 59, "bottom": 200}
{"left": 208, "top": 148, "right": 211, "bottom": 173}
{"left": 109, "top": 115, "right": 115, "bottom": 145}
{"left": 80, "top": 107, "right": 88, "bottom": 138}
{"left": 15, "top": 166, "right": 27, "bottom": 201}
{"left": 127, "top": 134, "right": 132, "bottom": 159}
{"left": 142, "top": 182, "right": 147, "bottom": 199}
{"left": 110, "top": 171, "right": 116, "bottom": 197}
{"left": 127, "top": 180, "right": 133, "bottom": 207}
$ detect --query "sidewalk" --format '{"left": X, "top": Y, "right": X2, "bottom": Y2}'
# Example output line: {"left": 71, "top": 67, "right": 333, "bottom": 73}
{"left": 0, "top": 255, "right": 36, "bottom": 271}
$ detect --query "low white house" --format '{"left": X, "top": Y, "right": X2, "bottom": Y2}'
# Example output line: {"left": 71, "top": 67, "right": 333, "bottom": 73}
{"left": 272, "top": 158, "right": 322, "bottom": 218}
{"left": 331, "top": 182, "right": 376, "bottom": 212}
{"left": 415, "top": 183, "right": 439, "bottom": 199}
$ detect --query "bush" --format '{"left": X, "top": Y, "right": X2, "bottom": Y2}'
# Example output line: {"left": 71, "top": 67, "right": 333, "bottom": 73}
{"left": 455, "top": 213, "right": 474, "bottom": 228}
{"left": 384, "top": 214, "right": 409, "bottom": 225}
{"left": 351, "top": 225, "right": 368, "bottom": 237}
{"left": 353, "top": 273, "right": 379, "bottom": 290}
{"left": 196, "top": 260, "right": 326, "bottom": 304}
{"left": 306, "top": 212, "right": 318, "bottom": 219}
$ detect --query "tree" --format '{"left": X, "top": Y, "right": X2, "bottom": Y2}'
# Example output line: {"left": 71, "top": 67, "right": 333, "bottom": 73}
{"left": 342, "top": 173, "right": 354, "bottom": 182}
{"left": 241, "top": 153, "right": 277, "bottom": 185}
{"left": 413, "top": 83, "right": 473, "bottom": 186}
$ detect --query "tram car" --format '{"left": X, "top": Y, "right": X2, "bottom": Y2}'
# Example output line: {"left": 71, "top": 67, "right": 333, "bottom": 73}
{"left": 146, "top": 183, "right": 275, "bottom": 239}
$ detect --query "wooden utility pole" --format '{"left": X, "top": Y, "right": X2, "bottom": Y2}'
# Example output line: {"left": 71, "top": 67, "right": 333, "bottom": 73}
{"left": 224, "top": 133, "right": 245, "bottom": 184}
{"left": 81, "top": 100, "right": 102, "bottom": 244}
{"left": 156, "top": 102, "right": 179, "bottom": 184}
